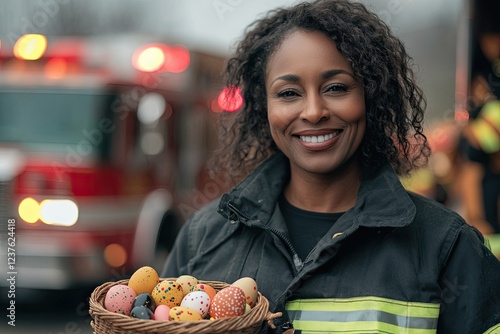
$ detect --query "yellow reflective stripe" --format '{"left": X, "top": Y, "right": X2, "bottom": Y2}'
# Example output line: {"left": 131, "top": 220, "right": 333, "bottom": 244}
{"left": 484, "top": 236, "right": 492, "bottom": 251}
{"left": 484, "top": 323, "right": 500, "bottom": 334}
{"left": 286, "top": 297, "right": 440, "bottom": 333}
{"left": 471, "top": 120, "right": 500, "bottom": 153}
{"left": 472, "top": 100, "right": 500, "bottom": 154}
{"left": 485, "top": 234, "right": 500, "bottom": 258}
{"left": 292, "top": 320, "right": 437, "bottom": 333}
{"left": 482, "top": 101, "right": 500, "bottom": 126}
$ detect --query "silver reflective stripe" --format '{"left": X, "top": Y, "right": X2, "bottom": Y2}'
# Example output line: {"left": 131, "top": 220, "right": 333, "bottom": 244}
{"left": 288, "top": 309, "right": 438, "bottom": 329}
{"left": 285, "top": 297, "right": 440, "bottom": 333}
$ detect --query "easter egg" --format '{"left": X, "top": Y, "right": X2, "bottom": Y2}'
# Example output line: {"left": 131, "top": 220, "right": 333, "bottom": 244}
{"left": 132, "top": 292, "right": 156, "bottom": 312}
{"left": 180, "top": 291, "right": 211, "bottom": 318}
{"left": 169, "top": 306, "right": 203, "bottom": 321}
{"left": 176, "top": 275, "right": 199, "bottom": 296}
{"left": 128, "top": 266, "right": 159, "bottom": 295}
{"left": 153, "top": 304, "right": 171, "bottom": 321}
{"left": 231, "top": 277, "right": 258, "bottom": 307}
{"left": 104, "top": 284, "right": 137, "bottom": 315}
{"left": 130, "top": 305, "right": 154, "bottom": 319}
{"left": 151, "top": 280, "right": 184, "bottom": 308}
{"left": 191, "top": 283, "right": 217, "bottom": 301}
{"left": 209, "top": 286, "right": 246, "bottom": 319}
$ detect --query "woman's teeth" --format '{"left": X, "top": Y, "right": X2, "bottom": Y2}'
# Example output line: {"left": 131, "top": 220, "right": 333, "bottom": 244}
{"left": 299, "top": 132, "right": 337, "bottom": 143}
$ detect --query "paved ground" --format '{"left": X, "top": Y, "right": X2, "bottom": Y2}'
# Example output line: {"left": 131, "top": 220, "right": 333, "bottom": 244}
{"left": 0, "top": 288, "right": 94, "bottom": 334}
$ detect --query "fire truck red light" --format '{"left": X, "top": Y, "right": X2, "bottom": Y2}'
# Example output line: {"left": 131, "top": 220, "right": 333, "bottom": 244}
{"left": 217, "top": 86, "right": 243, "bottom": 112}
{"left": 163, "top": 46, "right": 190, "bottom": 73}
{"left": 45, "top": 58, "right": 68, "bottom": 79}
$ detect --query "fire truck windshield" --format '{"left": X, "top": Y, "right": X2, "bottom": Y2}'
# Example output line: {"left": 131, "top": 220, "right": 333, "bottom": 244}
{"left": 0, "top": 87, "right": 116, "bottom": 157}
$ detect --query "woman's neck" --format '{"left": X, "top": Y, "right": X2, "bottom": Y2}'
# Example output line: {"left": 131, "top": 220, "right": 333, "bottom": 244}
{"left": 284, "top": 164, "right": 362, "bottom": 213}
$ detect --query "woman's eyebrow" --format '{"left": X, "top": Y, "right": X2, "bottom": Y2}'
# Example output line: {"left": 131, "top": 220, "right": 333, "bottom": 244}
{"left": 271, "top": 74, "right": 300, "bottom": 85}
{"left": 321, "top": 69, "right": 355, "bottom": 80}
{"left": 271, "top": 69, "right": 355, "bottom": 86}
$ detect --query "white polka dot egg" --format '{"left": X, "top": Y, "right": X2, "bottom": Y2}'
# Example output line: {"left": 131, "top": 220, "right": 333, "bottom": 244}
{"left": 180, "top": 291, "right": 211, "bottom": 318}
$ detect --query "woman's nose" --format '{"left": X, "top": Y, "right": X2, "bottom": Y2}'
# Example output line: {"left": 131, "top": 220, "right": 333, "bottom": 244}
{"left": 300, "top": 94, "right": 329, "bottom": 123}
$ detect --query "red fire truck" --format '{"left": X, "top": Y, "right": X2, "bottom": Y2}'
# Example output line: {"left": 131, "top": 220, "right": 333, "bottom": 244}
{"left": 0, "top": 34, "right": 227, "bottom": 290}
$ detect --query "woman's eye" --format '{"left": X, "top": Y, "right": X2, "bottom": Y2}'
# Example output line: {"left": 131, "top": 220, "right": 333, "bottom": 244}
{"left": 325, "top": 84, "right": 349, "bottom": 93}
{"left": 276, "top": 90, "right": 299, "bottom": 98}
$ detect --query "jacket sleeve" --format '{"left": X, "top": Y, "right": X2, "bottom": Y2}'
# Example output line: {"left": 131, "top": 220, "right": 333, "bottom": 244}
{"left": 437, "top": 224, "right": 500, "bottom": 333}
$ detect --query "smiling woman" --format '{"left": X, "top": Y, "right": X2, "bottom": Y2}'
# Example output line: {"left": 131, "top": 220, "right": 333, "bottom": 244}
{"left": 265, "top": 30, "right": 366, "bottom": 212}
{"left": 162, "top": 1, "right": 500, "bottom": 333}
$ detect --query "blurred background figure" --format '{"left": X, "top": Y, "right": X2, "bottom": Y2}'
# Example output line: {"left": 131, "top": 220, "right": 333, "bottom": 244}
{"left": 458, "top": 0, "right": 500, "bottom": 235}
{"left": 401, "top": 120, "right": 463, "bottom": 210}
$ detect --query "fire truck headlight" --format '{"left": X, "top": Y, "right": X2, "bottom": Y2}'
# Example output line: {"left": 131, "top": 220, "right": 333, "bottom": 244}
{"left": 40, "top": 199, "right": 79, "bottom": 227}
{"left": 14, "top": 34, "right": 47, "bottom": 60}
{"left": 18, "top": 197, "right": 40, "bottom": 224}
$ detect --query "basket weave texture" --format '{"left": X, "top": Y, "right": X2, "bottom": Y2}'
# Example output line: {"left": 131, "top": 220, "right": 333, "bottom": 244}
{"left": 89, "top": 278, "right": 280, "bottom": 334}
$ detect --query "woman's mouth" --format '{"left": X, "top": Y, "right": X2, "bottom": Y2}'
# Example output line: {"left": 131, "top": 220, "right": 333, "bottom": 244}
{"left": 299, "top": 130, "right": 341, "bottom": 143}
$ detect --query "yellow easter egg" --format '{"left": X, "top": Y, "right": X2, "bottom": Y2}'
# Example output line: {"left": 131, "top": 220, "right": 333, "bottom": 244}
{"left": 231, "top": 277, "right": 258, "bottom": 307}
{"left": 176, "top": 275, "right": 199, "bottom": 296}
{"left": 128, "top": 266, "right": 159, "bottom": 295}
{"left": 169, "top": 306, "right": 203, "bottom": 321}
{"left": 151, "top": 280, "right": 184, "bottom": 308}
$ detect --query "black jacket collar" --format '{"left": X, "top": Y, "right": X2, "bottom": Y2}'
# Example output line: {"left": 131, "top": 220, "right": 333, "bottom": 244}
{"left": 218, "top": 151, "right": 416, "bottom": 229}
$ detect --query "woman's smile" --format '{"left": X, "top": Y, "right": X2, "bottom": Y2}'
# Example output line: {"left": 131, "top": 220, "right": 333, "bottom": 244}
{"left": 295, "top": 129, "right": 342, "bottom": 150}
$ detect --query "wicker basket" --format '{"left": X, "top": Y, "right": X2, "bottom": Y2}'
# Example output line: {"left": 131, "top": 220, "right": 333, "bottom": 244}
{"left": 89, "top": 278, "right": 281, "bottom": 334}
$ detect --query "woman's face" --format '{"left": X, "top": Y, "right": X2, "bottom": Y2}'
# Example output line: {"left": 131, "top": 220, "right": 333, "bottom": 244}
{"left": 265, "top": 29, "right": 366, "bottom": 176}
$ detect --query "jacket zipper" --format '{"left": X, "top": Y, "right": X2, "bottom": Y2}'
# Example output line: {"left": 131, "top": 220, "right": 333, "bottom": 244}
{"left": 226, "top": 201, "right": 304, "bottom": 273}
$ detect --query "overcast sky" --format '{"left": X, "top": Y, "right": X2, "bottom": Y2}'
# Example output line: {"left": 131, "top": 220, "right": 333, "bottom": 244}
{"left": 0, "top": 0, "right": 460, "bottom": 53}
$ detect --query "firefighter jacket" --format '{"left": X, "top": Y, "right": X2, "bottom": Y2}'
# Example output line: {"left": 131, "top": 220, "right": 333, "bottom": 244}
{"left": 163, "top": 151, "right": 500, "bottom": 333}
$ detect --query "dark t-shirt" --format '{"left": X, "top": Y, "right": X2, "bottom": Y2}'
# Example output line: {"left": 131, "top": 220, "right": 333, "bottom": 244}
{"left": 279, "top": 193, "right": 344, "bottom": 261}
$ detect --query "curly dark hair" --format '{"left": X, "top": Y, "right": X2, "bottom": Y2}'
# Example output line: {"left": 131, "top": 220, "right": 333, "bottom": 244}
{"left": 210, "top": 0, "right": 430, "bottom": 182}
